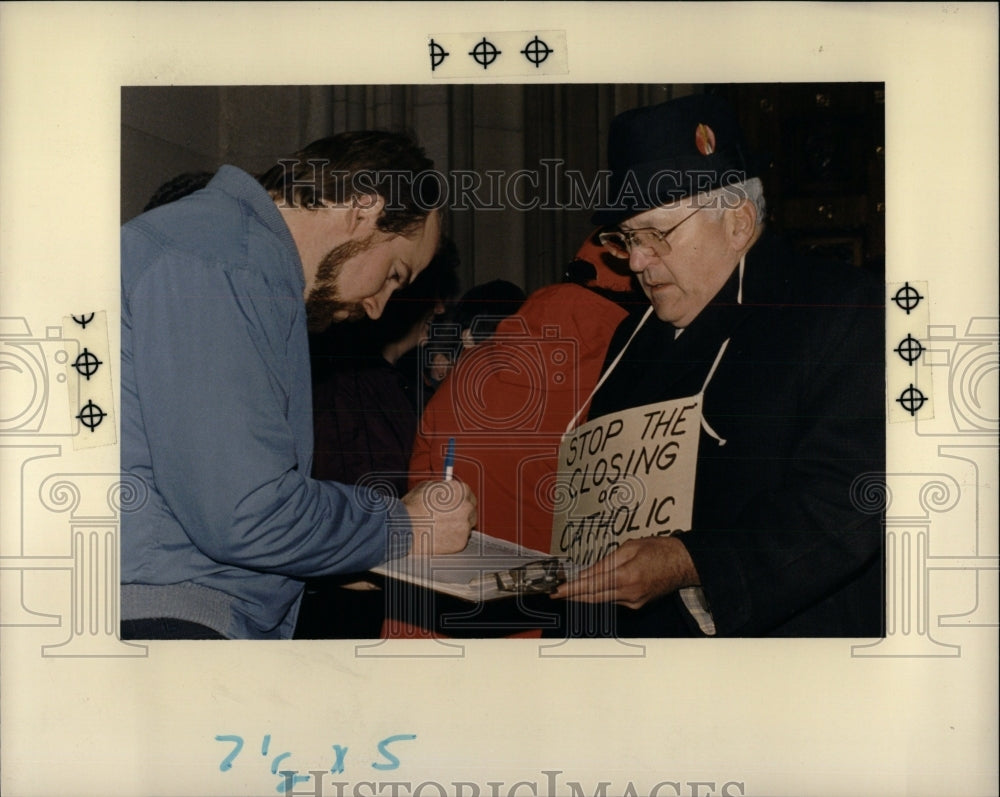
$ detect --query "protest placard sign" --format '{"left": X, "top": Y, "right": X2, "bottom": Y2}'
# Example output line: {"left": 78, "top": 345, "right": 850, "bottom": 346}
{"left": 551, "top": 394, "right": 703, "bottom": 565}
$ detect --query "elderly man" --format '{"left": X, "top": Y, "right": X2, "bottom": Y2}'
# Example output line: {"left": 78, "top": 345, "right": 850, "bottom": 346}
{"left": 121, "top": 131, "right": 476, "bottom": 640}
{"left": 555, "top": 95, "right": 884, "bottom": 637}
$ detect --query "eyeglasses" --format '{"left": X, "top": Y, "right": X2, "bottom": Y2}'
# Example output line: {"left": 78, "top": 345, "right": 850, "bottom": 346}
{"left": 598, "top": 205, "right": 707, "bottom": 259}
{"left": 490, "top": 558, "right": 567, "bottom": 594}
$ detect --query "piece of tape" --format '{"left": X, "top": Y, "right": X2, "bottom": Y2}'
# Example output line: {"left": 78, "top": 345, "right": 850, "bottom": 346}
{"left": 63, "top": 311, "right": 116, "bottom": 449}
{"left": 428, "top": 30, "right": 568, "bottom": 78}
{"left": 887, "top": 281, "right": 933, "bottom": 424}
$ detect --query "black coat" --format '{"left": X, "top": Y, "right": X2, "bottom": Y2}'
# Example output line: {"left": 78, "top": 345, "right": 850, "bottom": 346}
{"left": 588, "top": 233, "right": 885, "bottom": 637}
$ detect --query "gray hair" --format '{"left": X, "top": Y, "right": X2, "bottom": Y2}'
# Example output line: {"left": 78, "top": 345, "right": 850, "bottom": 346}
{"left": 701, "top": 177, "right": 766, "bottom": 227}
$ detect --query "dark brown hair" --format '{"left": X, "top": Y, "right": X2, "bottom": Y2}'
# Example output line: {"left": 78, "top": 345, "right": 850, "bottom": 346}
{"left": 258, "top": 130, "right": 439, "bottom": 235}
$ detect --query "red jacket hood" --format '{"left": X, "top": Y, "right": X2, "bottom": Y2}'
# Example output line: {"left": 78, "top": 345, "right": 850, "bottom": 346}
{"left": 458, "top": 282, "right": 628, "bottom": 396}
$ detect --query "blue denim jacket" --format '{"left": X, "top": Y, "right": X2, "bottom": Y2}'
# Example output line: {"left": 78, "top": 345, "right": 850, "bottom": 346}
{"left": 120, "top": 166, "right": 411, "bottom": 639}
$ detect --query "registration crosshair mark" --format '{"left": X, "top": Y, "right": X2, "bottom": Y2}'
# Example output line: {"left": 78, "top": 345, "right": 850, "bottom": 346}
{"left": 469, "top": 37, "right": 501, "bottom": 69}
{"left": 76, "top": 400, "right": 107, "bottom": 432}
{"left": 521, "top": 36, "right": 552, "bottom": 67}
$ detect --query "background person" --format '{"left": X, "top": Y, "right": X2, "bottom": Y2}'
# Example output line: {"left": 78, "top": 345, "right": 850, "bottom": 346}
{"left": 399, "top": 232, "right": 644, "bottom": 638}
{"left": 411, "top": 231, "right": 642, "bottom": 553}
{"left": 296, "top": 238, "right": 461, "bottom": 639}
{"left": 309, "top": 236, "right": 462, "bottom": 496}
{"left": 142, "top": 170, "right": 214, "bottom": 212}
{"left": 452, "top": 279, "right": 527, "bottom": 350}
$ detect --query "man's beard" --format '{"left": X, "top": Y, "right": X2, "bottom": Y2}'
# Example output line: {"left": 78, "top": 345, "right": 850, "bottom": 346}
{"left": 305, "top": 235, "right": 376, "bottom": 332}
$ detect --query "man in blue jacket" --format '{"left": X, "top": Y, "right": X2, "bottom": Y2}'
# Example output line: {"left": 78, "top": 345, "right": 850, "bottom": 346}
{"left": 121, "top": 131, "right": 476, "bottom": 640}
{"left": 555, "top": 95, "right": 884, "bottom": 637}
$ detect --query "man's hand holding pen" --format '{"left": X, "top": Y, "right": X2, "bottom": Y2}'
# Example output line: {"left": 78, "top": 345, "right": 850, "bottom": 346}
{"left": 402, "top": 479, "right": 477, "bottom": 556}
{"left": 403, "top": 440, "right": 476, "bottom": 556}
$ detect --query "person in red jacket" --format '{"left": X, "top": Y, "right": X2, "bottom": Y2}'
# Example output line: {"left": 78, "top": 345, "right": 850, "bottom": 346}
{"left": 383, "top": 230, "right": 648, "bottom": 638}
{"left": 386, "top": 232, "right": 641, "bottom": 637}
{"left": 410, "top": 233, "right": 641, "bottom": 553}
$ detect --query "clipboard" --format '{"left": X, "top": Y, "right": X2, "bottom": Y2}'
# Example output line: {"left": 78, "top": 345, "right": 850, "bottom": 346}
{"left": 370, "top": 531, "right": 579, "bottom": 602}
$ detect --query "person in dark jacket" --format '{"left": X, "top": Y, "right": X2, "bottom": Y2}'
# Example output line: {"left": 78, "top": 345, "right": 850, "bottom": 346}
{"left": 295, "top": 239, "right": 461, "bottom": 639}
{"left": 554, "top": 94, "right": 885, "bottom": 638}
{"left": 310, "top": 237, "right": 461, "bottom": 496}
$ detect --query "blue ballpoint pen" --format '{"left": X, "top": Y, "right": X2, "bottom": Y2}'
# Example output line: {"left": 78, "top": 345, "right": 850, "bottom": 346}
{"left": 443, "top": 437, "right": 455, "bottom": 481}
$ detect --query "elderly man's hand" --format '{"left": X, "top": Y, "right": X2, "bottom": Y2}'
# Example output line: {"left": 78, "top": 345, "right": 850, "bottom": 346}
{"left": 402, "top": 480, "right": 477, "bottom": 556}
{"left": 552, "top": 535, "right": 699, "bottom": 609}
